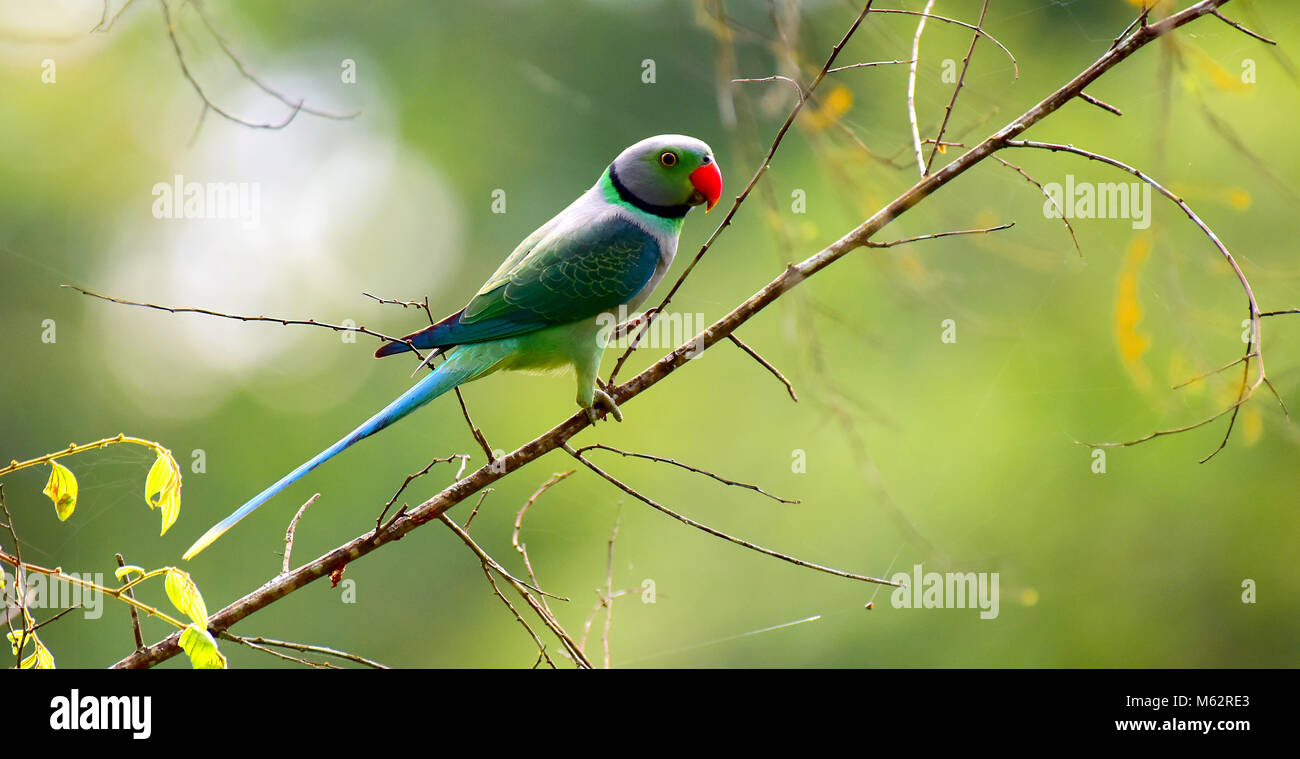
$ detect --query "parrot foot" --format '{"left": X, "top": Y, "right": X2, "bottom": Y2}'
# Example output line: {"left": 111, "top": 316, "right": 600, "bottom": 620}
{"left": 586, "top": 388, "right": 623, "bottom": 424}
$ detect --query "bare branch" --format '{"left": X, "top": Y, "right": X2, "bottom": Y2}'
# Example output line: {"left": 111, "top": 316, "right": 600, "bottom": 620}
{"left": 1212, "top": 9, "right": 1277, "bottom": 45}
{"left": 62, "top": 284, "right": 423, "bottom": 355}
{"left": 513, "top": 471, "right": 576, "bottom": 612}
{"left": 441, "top": 514, "right": 589, "bottom": 667}
{"left": 114, "top": 553, "right": 144, "bottom": 651}
{"left": 727, "top": 333, "right": 799, "bottom": 402}
{"left": 907, "top": 0, "right": 938, "bottom": 177}
{"left": 564, "top": 444, "right": 895, "bottom": 586}
{"left": 871, "top": 7, "right": 1019, "bottom": 76}
{"left": 573, "top": 443, "right": 799, "bottom": 504}
{"left": 993, "top": 156, "right": 1081, "bottom": 255}
{"left": 189, "top": 2, "right": 360, "bottom": 120}
{"left": 363, "top": 291, "right": 435, "bottom": 325}
{"left": 827, "top": 58, "right": 914, "bottom": 74}
{"left": 282, "top": 494, "right": 321, "bottom": 575}
{"left": 925, "top": 0, "right": 989, "bottom": 175}
{"left": 453, "top": 388, "right": 495, "bottom": 464}
{"left": 1004, "top": 139, "right": 1265, "bottom": 461}
{"left": 159, "top": 0, "right": 304, "bottom": 133}
{"left": 377, "top": 455, "right": 470, "bottom": 528}
{"left": 865, "top": 222, "right": 1015, "bottom": 248}
{"left": 1077, "top": 91, "right": 1123, "bottom": 116}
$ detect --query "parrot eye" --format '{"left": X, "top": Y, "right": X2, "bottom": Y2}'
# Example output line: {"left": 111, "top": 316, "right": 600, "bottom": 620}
{"left": 659, "top": 151, "right": 678, "bottom": 168}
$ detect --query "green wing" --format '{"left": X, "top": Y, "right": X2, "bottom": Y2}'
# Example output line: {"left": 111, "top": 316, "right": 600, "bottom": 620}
{"left": 379, "top": 212, "right": 663, "bottom": 355}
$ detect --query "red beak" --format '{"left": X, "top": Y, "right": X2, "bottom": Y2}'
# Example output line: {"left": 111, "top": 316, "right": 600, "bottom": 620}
{"left": 689, "top": 161, "right": 722, "bottom": 212}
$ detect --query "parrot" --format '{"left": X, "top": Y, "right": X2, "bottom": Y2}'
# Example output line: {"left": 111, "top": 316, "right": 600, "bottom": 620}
{"left": 182, "top": 134, "right": 722, "bottom": 560}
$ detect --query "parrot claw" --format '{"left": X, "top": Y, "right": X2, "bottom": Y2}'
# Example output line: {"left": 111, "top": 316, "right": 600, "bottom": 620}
{"left": 586, "top": 388, "right": 623, "bottom": 424}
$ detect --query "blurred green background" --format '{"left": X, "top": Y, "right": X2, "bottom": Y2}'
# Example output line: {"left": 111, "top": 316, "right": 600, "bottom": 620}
{"left": 1, "top": 0, "right": 1296, "bottom": 668}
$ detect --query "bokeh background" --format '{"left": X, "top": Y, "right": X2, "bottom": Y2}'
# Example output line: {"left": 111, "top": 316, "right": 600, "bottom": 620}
{"left": 1, "top": 0, "right": 1296, "bottom": 668}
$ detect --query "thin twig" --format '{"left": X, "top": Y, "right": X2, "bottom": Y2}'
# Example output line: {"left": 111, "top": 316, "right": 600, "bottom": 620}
{"left": 925, "top": 0, "right": 989, "bottom": 175}
{"left": 873, "top": 7, "right": 1019, "bottom": 76}
{"left": 92, "top": 0, "right": 137, "bottom": 33}
{"left": 62, "top": 284, "right": 422, "bottom": 355}
{"left": 1211, "top": 9, "right": 1277, "bottom": 45}
{"left": 227, "top": 633, "right": 388, "bottom": 669}
{"left": 1077, "top": 91, "right": 1123, "bottom": 116}
{"left": 993, "top": 155, "right": 1082, "bottom": 255}
{"left": 727, "top": 333, "right": 799, "bottom": 402}
{"left": 115, "top": 553, "right": 145, "bottom": 650}
{"left": 827, "top": 58, "right": 914, "bottom": 73}
{"left": 221, "top": 632, "right": 338, "bottom": 668}
{"left": 377, "top": 455, "right": 470, "bottom": 528}
{"left": 159, "top": 0, "right": 305, "bottom": 133}
{"left": 462, "top": 488, "right": 493, "bottom": 531}
{"left": 363, "top": 291, "right": 435, "bottom": 324}
{"left": 907, "top": 0, "right": 938, "bottom": 177}
{"left": 1004, "top": 139, "right": 1264, "bottom": 462}
{"left": 189, "top": 1, "right": 360, "bottom": 119}
{"left": 441, "top": 514, "right": 588, "bottom": 667}
{"left": 478, "top": 563, "right": 556, "bottom": 669}
{"left": 574, "top": 443, "right": 799, "bottom": 504}
{"left": 602, "top": 510, "right": 620, "bottom": 669}
{"left": 865, "top": 223, "right": 1015, "bottom": 248}
{"left": 453, "top": 388, "right": 495, "bottom": 464}
{"left": 282, "top": 494, "right": 321, "bottom": 574}
{"left": 564, "top": 445, "right": 896, "bottom": 586}
{"left": 0, "top": 486, "right": 27, "bottom": 666}
{"left": 513, "top": 471, "right": 576, "bottom": 613}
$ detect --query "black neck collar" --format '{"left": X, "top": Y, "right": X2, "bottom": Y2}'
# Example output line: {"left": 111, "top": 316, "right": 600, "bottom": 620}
{"left": 608, "top": 162, "right": 691, "bottom": 219}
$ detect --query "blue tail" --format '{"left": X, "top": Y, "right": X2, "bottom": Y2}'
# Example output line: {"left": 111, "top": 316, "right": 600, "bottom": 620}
{"left": 183, "top": 349, "right": 493, "bottom": 559}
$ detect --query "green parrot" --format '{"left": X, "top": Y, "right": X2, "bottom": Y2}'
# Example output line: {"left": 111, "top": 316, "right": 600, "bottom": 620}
{"left": 183, "top": 134, "right": 722, "bottom": 559}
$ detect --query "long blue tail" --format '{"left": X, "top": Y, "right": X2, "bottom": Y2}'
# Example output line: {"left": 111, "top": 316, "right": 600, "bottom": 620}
{"left": 182, "top": 348, "right": 493, "bottom": 560}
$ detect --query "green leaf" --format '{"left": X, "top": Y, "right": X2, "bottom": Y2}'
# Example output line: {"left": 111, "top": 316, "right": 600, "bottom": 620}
{"left": 179, "top": 624, "right": 226, "bottom": 669}
{"left": 145, "top": 449, "right": 182, "bottom": 535}
{"left": 42, "top": 461, "right": 78, "bottom": 521}
{"left": 165, "top": 568, "right": 209, "bottom": 628}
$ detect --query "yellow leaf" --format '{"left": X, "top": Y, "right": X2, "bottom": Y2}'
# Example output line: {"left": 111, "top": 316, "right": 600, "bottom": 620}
{"left": 1227, "top": 189, "right": 1251, "bottom": 210}
{"left": 1123, "top": 0, "right": 1173, "bottom": 16}
{"left": 43, "top": 461, "right": 78, "bottom": 521}
{"left": 114, "top": 565, "right": 146, "bottom": 582}
{"left": 1115, "top": 236, "right": 1153, "bottom": 388}
{"left": 1241, "top": 406, "right": 1263, "bottom": 446}
{"left": 145, "top": 449, "right": 182, "bottom": 535}
{"left": 179, "top": 624, "right": 227, "bottom": 669}
{"left": 805, "top": 84, "right": 853, "bottom": 130}
{"left": 165, "top": 568, "right": 209, "bottom": 628}
{"left": 1186, "top": 44, "right": 1251, "bottom": 93}
{"left": 7, "top": 630, "right": 55, "bottom": 669}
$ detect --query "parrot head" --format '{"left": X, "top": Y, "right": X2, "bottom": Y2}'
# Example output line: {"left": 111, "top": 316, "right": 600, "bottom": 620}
{"left": 609, "top": 134, "right": 722, "bottom": 213}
